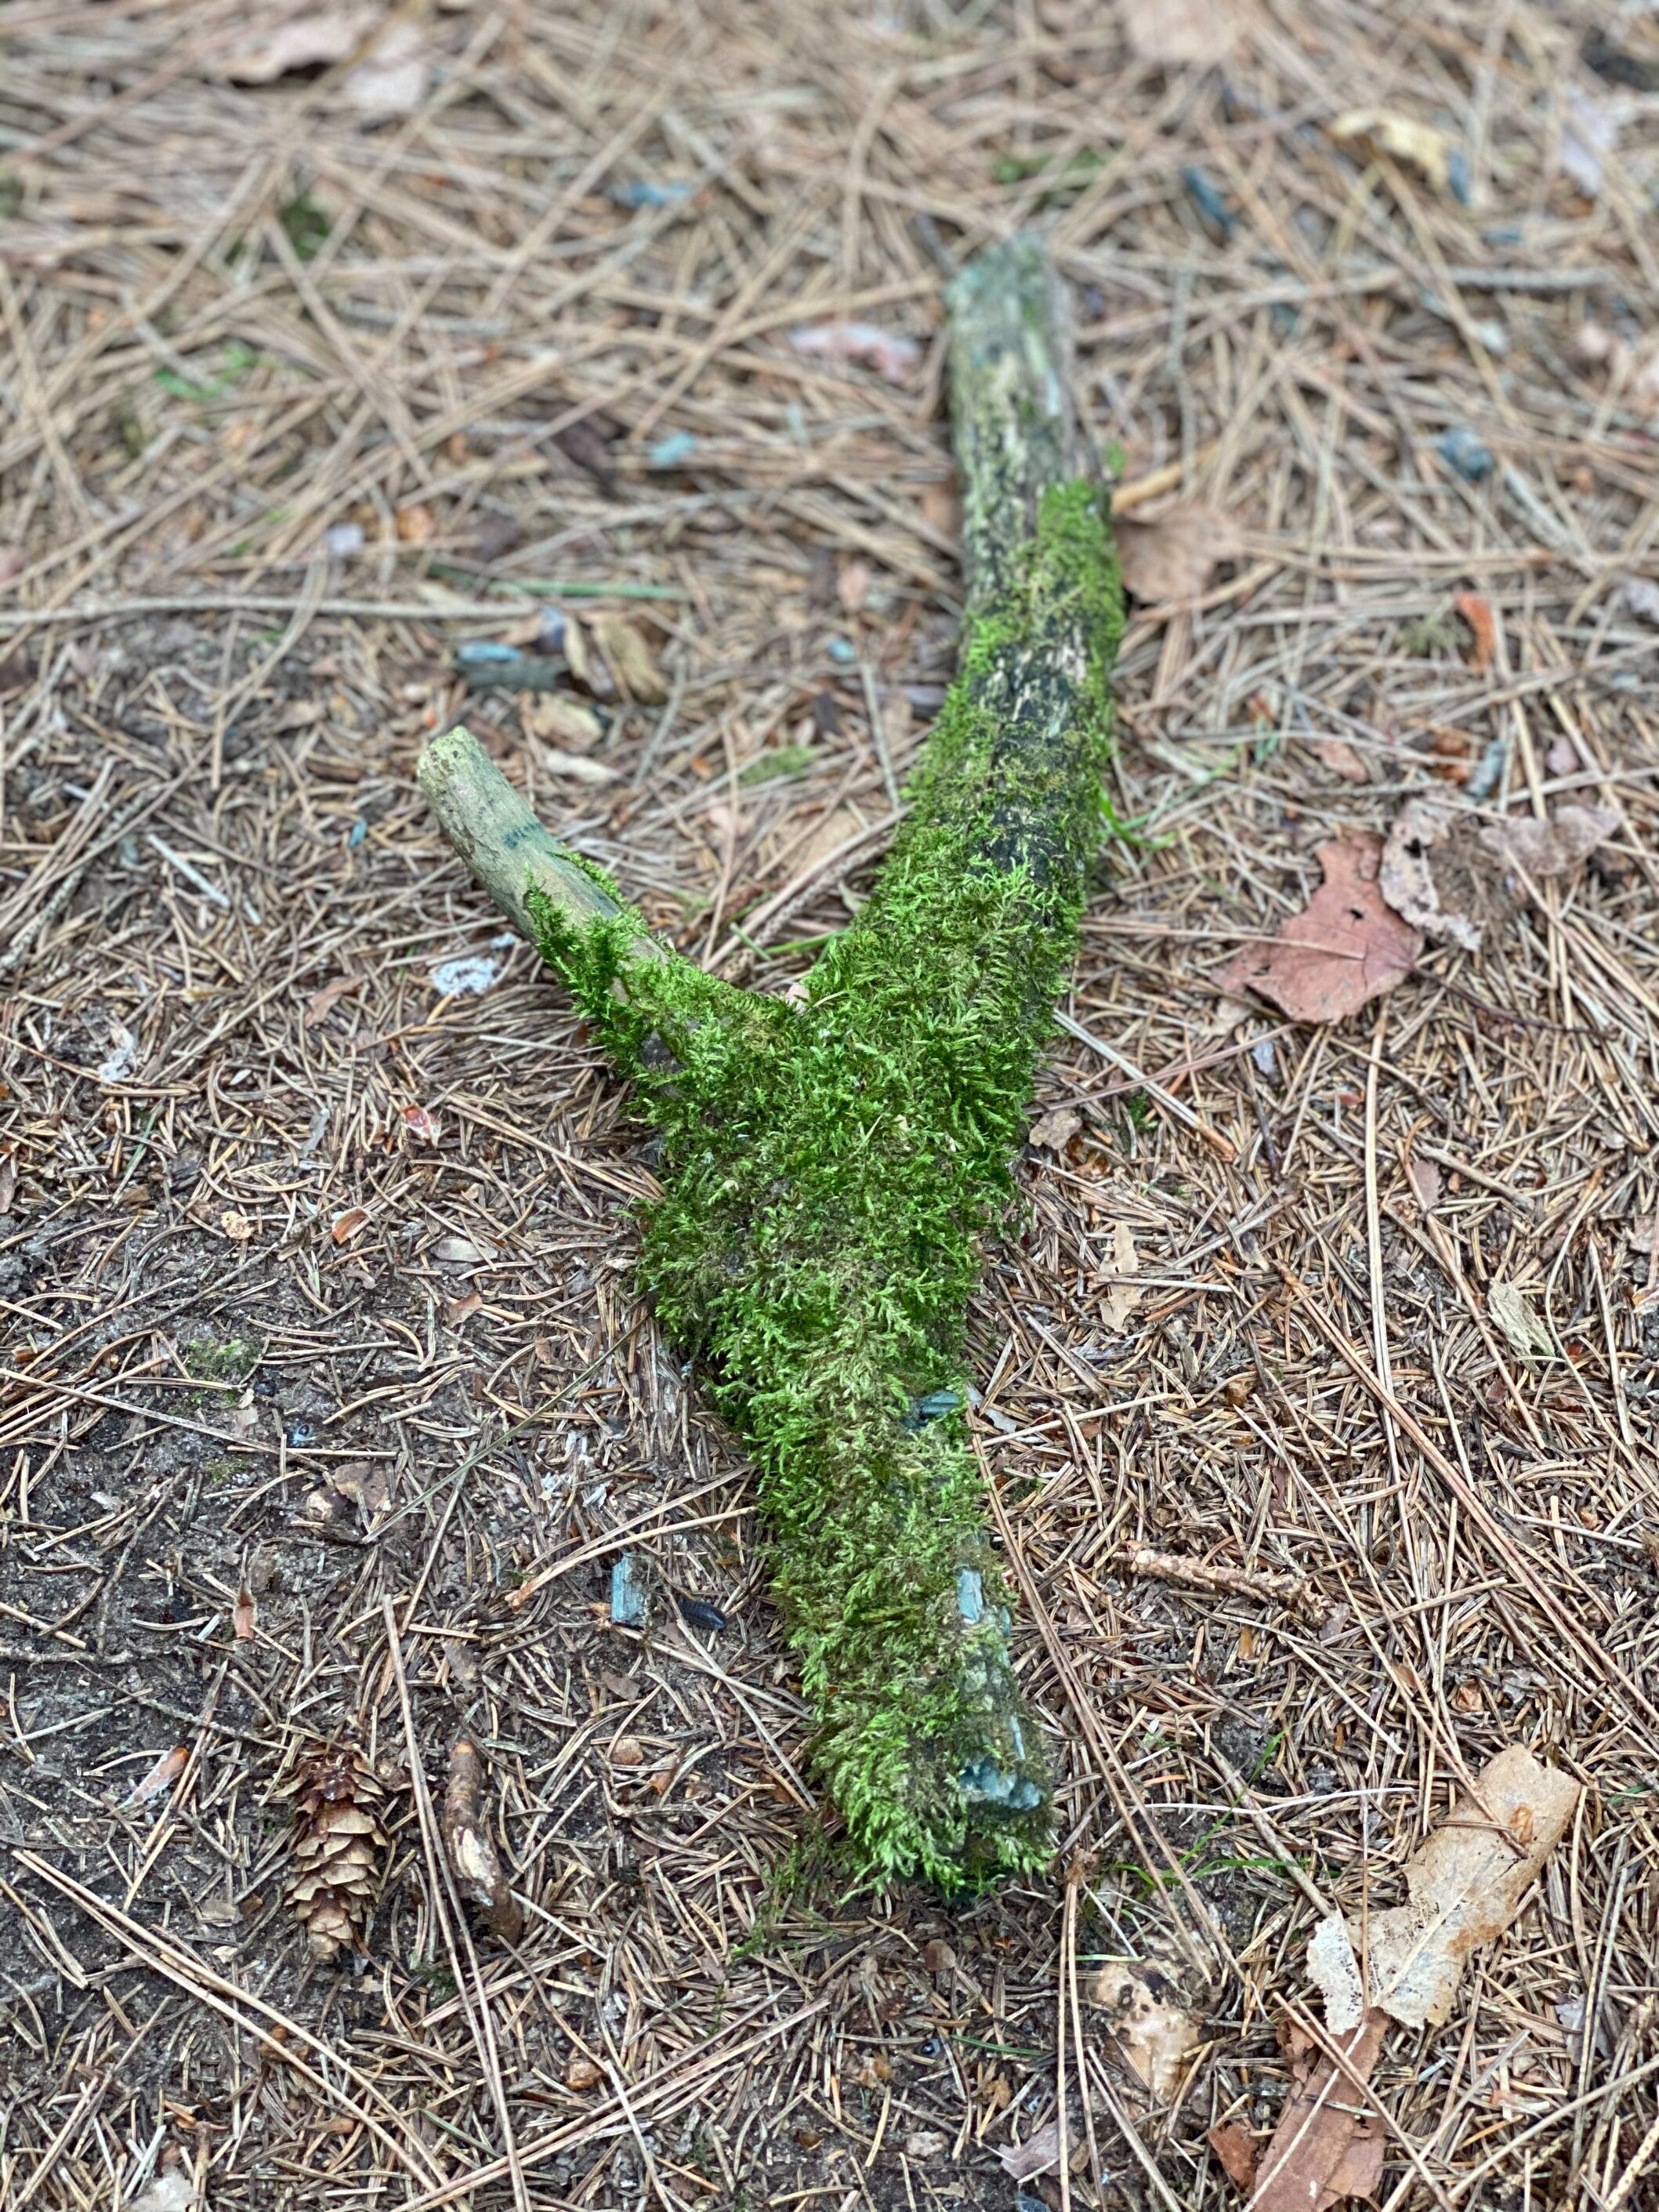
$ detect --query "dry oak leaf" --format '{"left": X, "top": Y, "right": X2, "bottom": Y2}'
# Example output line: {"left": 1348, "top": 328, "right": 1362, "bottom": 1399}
{"left": 1118, "top": 0, "right": 1244, "bottom": 67}
{"left": 1116, "top": 502, "right": 1241, "bottom": 604}
{"left": 1215, "top": 834, "right": 1422, "bottom": 1025}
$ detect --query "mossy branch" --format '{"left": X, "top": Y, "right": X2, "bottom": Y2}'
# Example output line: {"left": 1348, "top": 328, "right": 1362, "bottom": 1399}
{"left": 416, "top": 237, "right": 1121, "bottom": 1890}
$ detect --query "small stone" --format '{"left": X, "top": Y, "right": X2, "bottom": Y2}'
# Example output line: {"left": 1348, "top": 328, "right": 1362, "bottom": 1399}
{"left": 610, "top": 1553, "right": 647, "bottom": 1627}
{"left": 1436, "top": 426, "right": 1494, "bottom": 483}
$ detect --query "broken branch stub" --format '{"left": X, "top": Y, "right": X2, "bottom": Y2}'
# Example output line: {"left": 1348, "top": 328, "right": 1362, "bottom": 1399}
{"left": 417, "top": 236, "right": 1123, "bottom": 1887}
{"left": 441, "top": 1733, "right": 523, "bottom": 1943}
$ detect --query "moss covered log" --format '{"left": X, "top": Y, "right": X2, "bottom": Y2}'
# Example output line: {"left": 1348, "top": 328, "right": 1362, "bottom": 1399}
{"left": 416, "top": 237, "right": 1121, "bottom": 1888}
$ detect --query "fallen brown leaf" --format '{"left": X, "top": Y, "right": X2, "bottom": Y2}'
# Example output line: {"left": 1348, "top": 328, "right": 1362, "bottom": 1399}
{"left": 1483, "top": 806, "right": 1618, "bottom": 883}
{"left": 1454, "top": 590, "right": 1499, "bottom": 673}
{"left": 1209, "top": 2119, "right": 1259, "bottom": 2192}
{"left": 562, "top": 611, "right": 593, "bottom": 686}
{"left": 1118, "top": 0, "right": 1244, "bottom": 67}
{"left": 1382, "top": 799, "right": 1618, "bottom": 955}
{"left": 788, "top": 321, "right": 921, "bottom": 385}
{"left": 1256, "top": 1746, "right": 1581, "bottom": 2207}
{"left": 1317, "top": 1744, "right": 1581, "bottom": 2032}
{"left": 1214, "top": 834, "right": 1422, "bottom": 1024}
{"left": 1309, "top": 734, "right": 1370, "bottom": 784}
{"left": 342, "top": 18, "right": 429, "bottom": 114}
{"left": 1378, "top": 799, "right": 1508, "bottom": 955}
{"left": 524, "top": 694, "right": 603, "bottom": 749}
{"left": 304, "top": 975, "right": 357, "bottom": 1026}
{"left": 1407, "top": 1153, "right": 1441, "bottom": 1208}
{"left": 837, "top": 560, "right": 871, "bottom": 612}
{"left": 1092, "top": 1958, "right": 1202, "bottom": 2099}
{"left": 1115, "top": 502, "right": 1241, "bottom": 604}
{"left": 328, "top": 1461, "right": 389, "bottom": 1517}
{"left": 1250, "top": 2012, "right": 1386, "bottom": 2211}
{"left": 997, "top": 2114, "right": 1065, "bottom": 2181}
{"left": 1328, "top": 109, "right": 1458, "bottom": 195}
{"left": 1029, "top": 1104, "right": 1081, "bottom": 1152}
{"left": 1487, "top": 1281, "right": 1553, "bottom": 1362}
{"left": 1099, "top": 1220, "right": 1143, "bottom": 1334}
{"left": 223, "top": 6, "right": 376, "bottom": 83}
{"left": 538, "top": 748, "right": 619, "bottom": 786}
{"left": 331, "top": 1205, "right": 371, "bottom": 1245}
{"left": 592, "top": 613, "right": 668, "bottom": 702}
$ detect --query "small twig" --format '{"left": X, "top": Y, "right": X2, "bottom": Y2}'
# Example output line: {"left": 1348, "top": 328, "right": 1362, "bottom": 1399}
{"left": 1114, "top": 1542, "right": 1328, "bottom": 1624}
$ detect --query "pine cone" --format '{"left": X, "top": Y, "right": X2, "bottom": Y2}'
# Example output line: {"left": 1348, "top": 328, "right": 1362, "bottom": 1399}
{"left": 278, "top": 1742, "right": 393, "bottom": 1962}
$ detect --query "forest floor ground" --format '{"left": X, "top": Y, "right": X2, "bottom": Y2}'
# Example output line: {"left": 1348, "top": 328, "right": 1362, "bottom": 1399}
{"left": 3, "top": 2, "right": 1659, "bottom": 2207}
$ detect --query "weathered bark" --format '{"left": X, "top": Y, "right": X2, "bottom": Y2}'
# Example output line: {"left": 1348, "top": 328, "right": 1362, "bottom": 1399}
{"left": 417, "top": 238, "right": 1121, "bottom": 1888}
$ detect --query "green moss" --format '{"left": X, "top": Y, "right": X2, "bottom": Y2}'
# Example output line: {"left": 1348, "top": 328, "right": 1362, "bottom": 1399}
{"left": 186, "top": 1336, "right": 260, "bottom": 1383}
{"left": 740, "top": 744, "right": 818, "bottom": 785}
{"left": 529, "top": 484, "right": 1121, "bottom": 1890}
